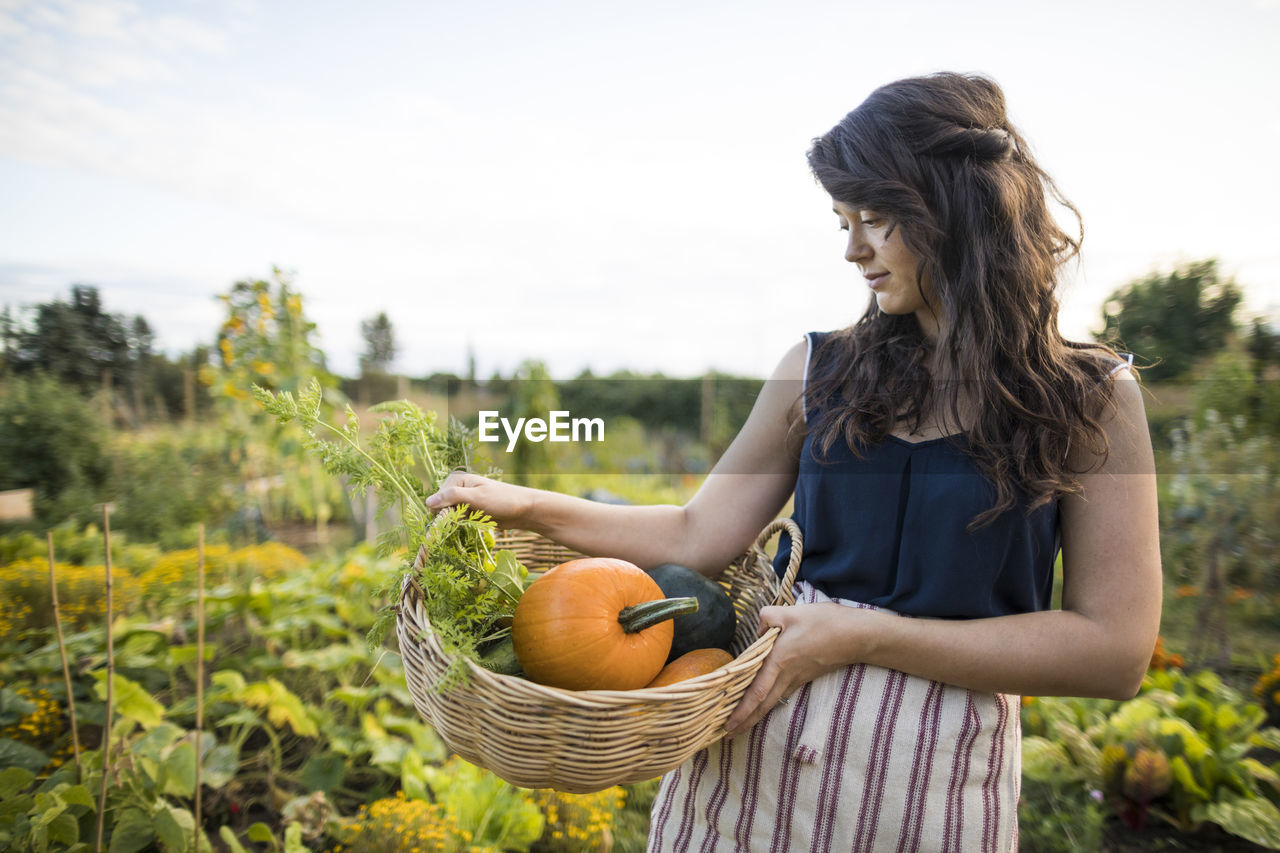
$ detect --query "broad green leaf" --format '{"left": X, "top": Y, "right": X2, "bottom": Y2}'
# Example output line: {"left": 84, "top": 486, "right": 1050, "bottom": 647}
{"left": 0, "top": 687, "right": 37, "bottom": 726}
{"left": 1021, "top": 736, "right": 1076, "bottom": 783}
{"left": 1157, "top": 718, "right": 1210, "bottom": 763}
{"left": 401, "top": 750, "right": 427, "bottom": 801}
{"left": 201, "top": 744, "right": 240, "bottom": 789}
{"left": 1105, "top": 697, "right": 1163, "bottom": 739}
{"left": 281, "top": 644, "right": 366, "bottom": 672}
{"left": 211, "top": 671, "right": 247, "bottom": 693}
{"left": 361, "top": 711, "right": 388, "bottom": 741}
{"left": 1202, "top": 795, "right": 1280, "bottom": 848}
{"left": 0, "top": 738, "right": 49, "bottom": 772}
{"left": 153, "top": 805, "right": 194, "bottom": 852}
{"left": 219, "top": 826, "right": 249, "bottom": 853}
{"left": 132, "top": 723, "right": 183, "bottom": 763}
{"left": 47, "top": 810, "right": 79, "bottom": 847}
{"left": 92, "top": 673, "right": 166, "bottom": 729}
{"left": 56, "top": 783, "right": 95, "bottom": 809}
{"left": 246, "top": 821, "right": 275, "bottom": 843}
{"left": 116, "top": 632, "right": 166, "bottom": 669}
{"left": 1169, "top": 755, "right": 1210, "bottom": 803}
{"left": 31, "top": 789, "right": 68, "bottom": 827}
{"left": 229, "top": 678, "right": 317, "bottom": 737}
{"left": 298, "top": 753, "right": 346, "bottom": 793}
{"left": 213, "top": 708, "right": 262, "bottom": 729}
{"left": 488, "top": 549, "right": 527, "bottom": 604}
{"left": 261, "top": 681, "right": 318, "bottom": 737}
{"left": 0, "top": 766, "right": 35, "bottom": 798}
{"left": 283, "top": 822, "right": 306, "bottom": 853}
{"left": 429, "top": 760, "right": 544, "bottom": 849}
{"left": 399, "top": 727, "right": 445, "bottom": 763}
{"left": 162, "top": 742, "right": 197, "bottom": 799}
{"left": 167, "top": 645, "right": 199, "bottom": 667}
{"left": 1050, "top": 719, "right": 1101, "bottom": 778}
{"left": 369, "top": 738, "right": 407, "bottom": 771}
{"left": 0, "top": 792, "right": 34, "bottom": 819}
{"left": 330, "top": 686, "right": 378, "bottom": 713}
{"left": 1251, "top": 728, "right": 1280, "bottom": 753}
{"left": 107, "top": 807, "right": 154, "bottom": 853}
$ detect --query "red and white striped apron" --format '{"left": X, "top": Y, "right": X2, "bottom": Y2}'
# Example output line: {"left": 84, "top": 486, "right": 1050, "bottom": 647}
{"left": 647, "top": 582, "right": 1020, "bottom": 853}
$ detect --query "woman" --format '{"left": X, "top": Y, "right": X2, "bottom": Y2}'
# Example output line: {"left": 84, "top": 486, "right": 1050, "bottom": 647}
{"left": 427, "top": 72, "right": 1161, "bottom": 852}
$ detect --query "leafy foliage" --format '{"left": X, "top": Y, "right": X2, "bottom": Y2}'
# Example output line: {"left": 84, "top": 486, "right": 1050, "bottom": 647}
{"left": 1022, "top": 668, "right": 1280, "bottom": 847}
{"left": 0, "top": 533, "right": 651, "bottom": 852}
{"left": 359, "top": 312, "right": 397, "bottom": 375}
{"left": 3, "top": 285, "right": 151, "bottom": 398}
{"left": 1097, "top": 259, "right": 1242, "bottom": 381}
{"left": 253, "top": 379, "right": 526, "bottom": 681}
{"left": 1161, "top": 410, "right": 1280, "bottom": 668}
{"left": 0, "top": 373, "right": 113, "bottom": 526}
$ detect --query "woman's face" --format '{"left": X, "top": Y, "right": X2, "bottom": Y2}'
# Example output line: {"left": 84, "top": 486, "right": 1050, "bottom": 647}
{"left": 832, "top": 200, "right": 939, "bottom": 338}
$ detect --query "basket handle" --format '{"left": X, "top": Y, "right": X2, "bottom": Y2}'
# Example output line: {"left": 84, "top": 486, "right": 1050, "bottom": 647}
{"left": 749, "top": 517, "right": 803, "bottom": 607}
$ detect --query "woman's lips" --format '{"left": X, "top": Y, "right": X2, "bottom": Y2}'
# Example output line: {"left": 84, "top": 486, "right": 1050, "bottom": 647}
{"left": 865, "top": 272, "right": 888, "bottom": 289}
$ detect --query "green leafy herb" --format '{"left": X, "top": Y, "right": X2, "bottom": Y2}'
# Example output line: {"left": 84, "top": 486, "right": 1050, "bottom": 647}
{"left": 253, "top": 379, "right": 527, "bottom": 686}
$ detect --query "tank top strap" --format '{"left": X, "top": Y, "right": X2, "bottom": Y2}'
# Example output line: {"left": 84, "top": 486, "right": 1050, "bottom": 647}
{"left": 1110, "top": 352, "right": 1136, "bottom": 375}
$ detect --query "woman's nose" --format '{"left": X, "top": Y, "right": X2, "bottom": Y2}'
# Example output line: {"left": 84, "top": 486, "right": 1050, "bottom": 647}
{"left": 845, "top": 229, "right": 871, "bottom": 264}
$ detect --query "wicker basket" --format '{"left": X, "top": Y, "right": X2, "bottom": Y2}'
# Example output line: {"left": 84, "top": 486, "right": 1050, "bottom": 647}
{"left": 395, "top": 517, "right": 803, "bottom": 793}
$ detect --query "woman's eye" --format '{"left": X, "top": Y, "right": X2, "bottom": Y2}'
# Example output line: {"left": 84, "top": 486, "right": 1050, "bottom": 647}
{"left": 861, "top": 218, "right": 881, "bottom": 227}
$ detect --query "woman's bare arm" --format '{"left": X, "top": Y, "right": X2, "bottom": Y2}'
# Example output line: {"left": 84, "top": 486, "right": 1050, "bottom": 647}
{"left": 725, "top": 368, "right": 1162, "bottom": 734}
{"left": 426, "top": 339, "right": 809, "bottom": 575}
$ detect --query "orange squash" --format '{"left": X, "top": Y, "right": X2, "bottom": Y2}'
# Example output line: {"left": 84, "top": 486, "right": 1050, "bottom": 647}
{"left": 644, "top": 648, "right": 734, "bottom": 688}
{"left": 511, "top": 557, "right": 698, "bottom": 691}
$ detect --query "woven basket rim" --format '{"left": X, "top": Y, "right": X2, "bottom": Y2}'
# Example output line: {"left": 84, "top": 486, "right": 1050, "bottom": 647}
{"left": 397, "top": 516, "right": 802, "bottom": 701}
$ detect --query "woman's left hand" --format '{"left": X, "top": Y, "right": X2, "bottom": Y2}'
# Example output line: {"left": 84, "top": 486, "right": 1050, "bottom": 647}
{"left": 723, "top": 602, "right": 877, "bottom": 737}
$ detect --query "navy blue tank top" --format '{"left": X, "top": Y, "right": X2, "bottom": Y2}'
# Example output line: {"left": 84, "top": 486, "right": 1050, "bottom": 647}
{"left": 772, "top": 332, "right": 1060, "bottom": 619}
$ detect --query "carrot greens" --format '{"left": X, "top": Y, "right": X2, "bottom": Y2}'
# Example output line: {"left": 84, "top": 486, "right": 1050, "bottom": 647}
{"left": 253, "top": 379, "right": 527, "bottom": 684}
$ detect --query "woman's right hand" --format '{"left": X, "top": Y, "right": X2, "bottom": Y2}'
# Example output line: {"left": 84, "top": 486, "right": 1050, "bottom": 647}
{"left": 425, "top": 471, "right": 536, "bottom": 528}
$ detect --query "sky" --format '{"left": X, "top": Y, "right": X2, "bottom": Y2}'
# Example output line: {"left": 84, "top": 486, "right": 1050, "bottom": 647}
{"left": 1, "top": 0, "right": 1278, "bottom": 380}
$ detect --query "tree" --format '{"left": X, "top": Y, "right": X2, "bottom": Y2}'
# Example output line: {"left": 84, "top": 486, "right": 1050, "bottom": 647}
{"left": 5, "top": 285, "right": 157, "bottom": 422}
{"left": 0, "top": 305, "right": 15, "bottom": 374}
{"left": 1246, "top": 316, "right": 1280, "bottom": 376}
{"left": 359, "top": 311, "right": 397, "bottom": 375}
{"left": 0, "top": 373, "right": 113, "bottom": 525}
{"left": 1096, "top": 259, "right": 1242, "bottom": 381}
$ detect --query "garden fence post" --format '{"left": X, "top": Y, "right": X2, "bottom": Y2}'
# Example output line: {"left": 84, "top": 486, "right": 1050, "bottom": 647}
{"left": 95, "top": 504, "right": 116, "bottom": 853}
{"left": 47, "top": 531, "right": 82, "bottom": 776}
{"left": 195, "top": 524, "right": 206, "bottom": 849}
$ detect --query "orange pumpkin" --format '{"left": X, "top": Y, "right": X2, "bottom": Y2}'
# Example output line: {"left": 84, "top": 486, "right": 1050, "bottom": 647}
{"left": 511, "top": 557, "right": 697, "bottom": 691}
{"left": 645, "top": 648, "right": 735, "bottom": 688}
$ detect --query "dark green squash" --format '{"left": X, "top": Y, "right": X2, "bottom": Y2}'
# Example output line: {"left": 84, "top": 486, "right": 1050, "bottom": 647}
{"left": 478, "top": 635, "right": 524, "bottom": 676}
{"left": 649, "top": 562, "right": 737, "bottom": 662}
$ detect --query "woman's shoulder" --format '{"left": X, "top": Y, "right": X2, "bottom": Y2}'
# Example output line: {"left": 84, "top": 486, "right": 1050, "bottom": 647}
{"left": 1064, "top": 343, "right": 1136, "bottom": 381}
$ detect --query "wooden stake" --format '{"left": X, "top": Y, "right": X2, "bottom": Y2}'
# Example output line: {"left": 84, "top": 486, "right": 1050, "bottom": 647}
{"left": 194, "top": 524, "right": 206, "bottom": 849}
{"left": 48, "top": 533, "right": 82, "bottom": 777}
{"left": 95, "top": 506, "right": 115, "bottom": 853}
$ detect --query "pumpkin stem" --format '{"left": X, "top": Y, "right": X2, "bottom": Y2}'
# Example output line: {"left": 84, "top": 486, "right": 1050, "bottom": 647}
{"left": 617, "top": 596, "right": 698, "bottom": 634}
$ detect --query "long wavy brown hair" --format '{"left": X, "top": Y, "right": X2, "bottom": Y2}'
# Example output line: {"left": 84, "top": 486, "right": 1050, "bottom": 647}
{"left": 802, "top": 72, "right": 1127, "bottom": 529}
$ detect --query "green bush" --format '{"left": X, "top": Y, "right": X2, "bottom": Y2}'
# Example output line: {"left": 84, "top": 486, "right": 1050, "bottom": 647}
{"left": 107, "top": 428, "right": 241, "bottom": 548}
{"left": 0, "top": 374, "right": 112, "bottom": 527}
{"left": 1022, "top": 669, "right": 1280, "bottom": 848}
